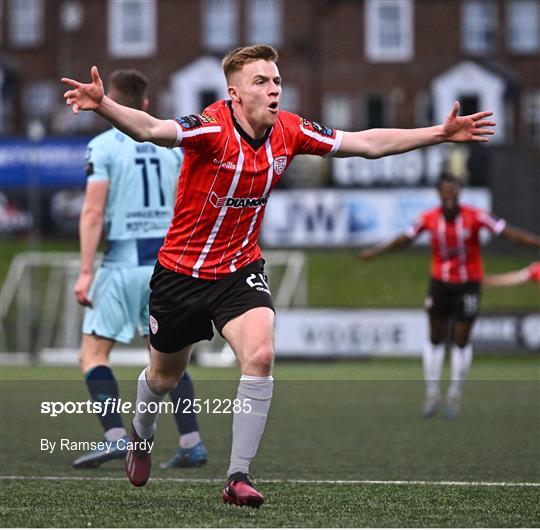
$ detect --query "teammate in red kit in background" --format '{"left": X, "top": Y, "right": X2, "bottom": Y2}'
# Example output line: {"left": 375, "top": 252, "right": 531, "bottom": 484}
{"left": 62, "top": 44, "right": 497, "bottom": 507}
{"left": 484, "top": 261, "right": 540, "bottom": 286}
{"left": 362, "top": 175, "right": 540, "bottom": 418}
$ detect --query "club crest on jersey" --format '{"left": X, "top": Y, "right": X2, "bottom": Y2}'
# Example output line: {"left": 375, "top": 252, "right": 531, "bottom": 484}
{"left": 149, "top": 315, "right": 158, "bottom": 335}
{"left": 210, "top": 191, "right": 267, "bottom": 209}
{"left": 273, "top": 156, "right": 287, "bottom": 176}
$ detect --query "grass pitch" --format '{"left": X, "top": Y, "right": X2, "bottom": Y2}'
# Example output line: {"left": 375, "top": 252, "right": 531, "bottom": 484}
{"left": 1, "top": 358, "right": 539, "bottom": 527}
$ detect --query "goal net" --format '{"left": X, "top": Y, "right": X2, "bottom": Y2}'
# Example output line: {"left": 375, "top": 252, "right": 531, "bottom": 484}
{"left": 1, "top": 250, "right": 307, "bottom": 365}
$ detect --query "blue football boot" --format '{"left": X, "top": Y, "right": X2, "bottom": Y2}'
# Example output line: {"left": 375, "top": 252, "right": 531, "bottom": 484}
{"left": 72, "top": 435, "right": 129, "bottom": 468}
{"left": 160, "top": 441, "right": 208, "bottom": 469}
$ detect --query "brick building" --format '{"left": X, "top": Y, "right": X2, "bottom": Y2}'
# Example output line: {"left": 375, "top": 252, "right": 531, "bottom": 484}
{"left": 1, "top": 0, "right": 539, "bottom": 147}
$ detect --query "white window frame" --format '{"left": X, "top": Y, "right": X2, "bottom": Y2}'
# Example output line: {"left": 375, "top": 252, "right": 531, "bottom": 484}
{"left": 522, "top": 90, "right": 540, "bottom": 145}
{"left": 247, "top": 0, "right": 283, "bottom": 46}
{"left": 365, "top": 0, "right": 414, "bottom": 62}
{"left": 462, "top": 0, "right": 498, "bottom": 54}
{"left": 108, "top": 0, "right": 156, "bottom": 58}
{"left": 202, "top": 0, "right": 239, "bottom": 51}
{"left": 8, "top": 0, "right": 44, "bottom": 48}
{"left": 507, "top": 0, "right": 540, "bottom": 53}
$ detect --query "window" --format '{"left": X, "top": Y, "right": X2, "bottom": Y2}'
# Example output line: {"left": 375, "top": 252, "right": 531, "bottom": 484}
{"left": 323, "top": 94, "right": 352, "bottom": 130}
{"left": 8, "top": 0, "right": 44, "bottom": 48}
{"left": 462, "top": 0, "right": 497, "bottom": 54}
{"left": 108, "top": 0, "right": 156, "bottom": 58}
{"left": 365, "top": 93, "right": 388, "bottom": 129}
{"left": 202, "top": 0, "right": 239, "bottom": 51}
{"left": 523, "top": 91, "right": 540, "bottom": 145}
{"left": 365, "top": 0, "right": 414, "bottom": 62}
{"left": 247, "top": 0, "right": 283, "bottom": 45}
{"left": 507, "top": 0, "right": 540, "bottom": 53}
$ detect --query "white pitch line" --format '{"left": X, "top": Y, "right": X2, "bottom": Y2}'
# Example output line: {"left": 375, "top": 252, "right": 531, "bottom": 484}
{"left": 1, "top": 476, "right": 539, "bottom": 488}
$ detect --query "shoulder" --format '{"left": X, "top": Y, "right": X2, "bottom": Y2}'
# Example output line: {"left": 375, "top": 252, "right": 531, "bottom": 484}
{"left": 88, "top": 128, "right": 117, "bottom": 149}
{"left": 422, "top": 206, "right": 441, "bottom": 221}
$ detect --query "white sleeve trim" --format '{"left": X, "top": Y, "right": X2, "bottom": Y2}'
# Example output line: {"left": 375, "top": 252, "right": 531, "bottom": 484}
{"left": 494, "top": 218, "right": 507, "bottom": 235}
{"left": 172, "top": 120, "right": 183, "bottom": 147}
{"left": 325, "top": 129, "right": 344, "bottom": 158}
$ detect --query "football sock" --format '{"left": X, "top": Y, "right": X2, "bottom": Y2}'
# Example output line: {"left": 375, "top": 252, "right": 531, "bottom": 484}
{"left": 227, "top": 374, "right": 273, "bottom": 477}
{"left": 169, "top": 372, "right": 200, "bottom": 443}
{"left": 422, "top": 342, "right": 445, "bottom": 397}
{"left": 133, "top": 368, "right": 165, "bottom": 440}
{"left": 180, "top": 431, "right": 202, "bottom": 449}
{"left": 85, "top": 365, "right": 125, "bottom": 433}
{"left": 448, "top": 343, "right": 473, "bottom": 398}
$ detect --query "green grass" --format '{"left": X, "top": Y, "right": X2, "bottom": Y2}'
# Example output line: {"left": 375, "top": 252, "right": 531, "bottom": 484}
{"left": 307, "top": 249, "right": 540, "bottom": 310}
{"left": 1, "top": 359, "right": 539, "bottom": 527}
{"left": 1, "top": 241, "right": 538, "bottom": 310}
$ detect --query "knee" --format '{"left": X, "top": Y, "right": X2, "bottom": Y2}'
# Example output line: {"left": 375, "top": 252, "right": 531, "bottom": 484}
{"left": 244, "top": 345, "right": 274, "bottom": 376}
{"left": 146, "top": 368, "right": 182, "bottom": 395}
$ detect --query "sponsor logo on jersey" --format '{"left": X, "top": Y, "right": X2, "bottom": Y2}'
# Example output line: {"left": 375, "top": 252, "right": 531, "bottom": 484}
{"left": 177, "top": 114, "right": 217, "bottom": 129}
{"left": 149, "top": 315, "right": 159, "bottom": 334}
{"left": 273, "top": 155, "right": 287, "bottom": 175}
{"left": 299, "top": 117, "right": 334, "bottom": 137}
{"left": 210, "top": 191, "right": 267, "bottom": 209}
{"left": 213, "top": 158, "right": 237, "bottom": 170}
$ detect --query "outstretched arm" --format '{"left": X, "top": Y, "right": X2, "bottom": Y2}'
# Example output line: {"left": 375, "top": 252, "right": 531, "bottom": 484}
{"left": 360, "top": 233, "right": 413, "bottom": 261}
{"left": 62, "top": 66, "right": 177, "bottom": 147}
{"left": 484, "top": 269, "right": 530, "bottom": 287}
{"left": 337, "top": 101, "right": 495, "bottom": 159}
{"left": 500, "top": 226, "right": 540, "bottom": 250}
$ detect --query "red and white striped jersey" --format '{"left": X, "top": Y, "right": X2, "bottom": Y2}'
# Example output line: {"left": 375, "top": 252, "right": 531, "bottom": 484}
{"left": 405, "top": 205, "right": 506, "bottom": 283}
{"left": 527, "top": 262, "right": 540, "bottom": 282}
{"left": 158, "top": 100, "right": 343, "bottom": 279}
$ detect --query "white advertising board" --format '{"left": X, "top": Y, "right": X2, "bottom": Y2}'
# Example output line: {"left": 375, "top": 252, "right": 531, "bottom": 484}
{"left": 261, "top": 188, "right": 491, "bottom": 247}
{"left": 274, "top": 309, "right": 540, "bottom": 357}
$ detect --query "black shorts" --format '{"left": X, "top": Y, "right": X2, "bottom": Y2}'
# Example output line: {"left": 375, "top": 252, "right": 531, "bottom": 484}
{"left": 148, "top": 259, "right": 275, "bottom": 353}
{"left": 425, "top": 278, "right": 481, "bottom": 321}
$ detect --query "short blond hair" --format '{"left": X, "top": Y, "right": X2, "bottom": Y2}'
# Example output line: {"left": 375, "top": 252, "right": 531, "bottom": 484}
{"left": 222, "top": 45, "right": 278, "bottom": 81}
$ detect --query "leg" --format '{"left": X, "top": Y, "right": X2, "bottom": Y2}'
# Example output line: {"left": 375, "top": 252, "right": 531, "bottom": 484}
{"left": 126, "top": 344, "right": 192, "bottom": 488}
{"left": 446, "top": 319, "right": 475, "bottom": 417}
{"left": 161, "top": 371, "right": 208, "bottom": 469}
{"left": 221, "top": 307, "right": 274, "bottom": 507}
{"left": 73, "top": 334, "right": 128, "bottom": 468}
{"left": 422, "top": 316, "right": 448, "bottom": 416}
{"left": 133, "top": 344, "right": 192, "bottom": 439}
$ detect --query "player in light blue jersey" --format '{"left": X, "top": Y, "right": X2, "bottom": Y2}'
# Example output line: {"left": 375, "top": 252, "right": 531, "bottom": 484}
{"left": 72, "top": 70, "right": 207, "bottom": 469}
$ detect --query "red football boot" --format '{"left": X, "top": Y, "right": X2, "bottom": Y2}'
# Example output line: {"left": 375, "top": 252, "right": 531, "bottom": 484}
{"left": 223, "top": 472, "right": 264, "bottom": 508}
{"left": 125, "top": 424, "right": 153, "bottom": 487}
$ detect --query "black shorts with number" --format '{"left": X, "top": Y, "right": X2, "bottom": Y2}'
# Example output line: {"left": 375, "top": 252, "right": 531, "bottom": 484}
{"left": 425, "top": 278, "right": 481, "bottom": 321}
{"left": 148, "top": 259, "right": 275, "bottom": 353}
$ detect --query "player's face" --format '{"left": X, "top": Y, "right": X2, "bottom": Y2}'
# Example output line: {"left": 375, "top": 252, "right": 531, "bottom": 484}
{"left": 438, "top": 181, "right": 461, "bottom": 218}
{"left": 230, "top": 60, "right": 282, "bottom": 132}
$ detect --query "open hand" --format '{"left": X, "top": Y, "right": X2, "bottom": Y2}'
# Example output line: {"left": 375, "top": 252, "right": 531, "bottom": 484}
{"left": 61, "top": 66, "right": 104, "bottom": 114}
{"left": 442, "top": 101, "right": 496, "bottom": 143}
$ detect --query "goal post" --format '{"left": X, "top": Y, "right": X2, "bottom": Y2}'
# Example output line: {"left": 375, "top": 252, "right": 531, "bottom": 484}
{"left": 1, "top": 250, "right": 308, "bottom": 365}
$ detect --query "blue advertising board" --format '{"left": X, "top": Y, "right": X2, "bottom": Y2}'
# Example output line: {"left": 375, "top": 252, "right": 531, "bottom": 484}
{"left": 0, "top": 137, "right": 90, "bottom": 189}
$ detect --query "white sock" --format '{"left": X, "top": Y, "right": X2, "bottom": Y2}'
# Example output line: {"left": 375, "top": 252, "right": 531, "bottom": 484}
{"left": 179, "top": 431, "right": 201, "bottom": 449}
{"left": 227, "top": 374, "right": 273, "bottom": 477}
{"left": 104, "top": 427, "right": 127, "bottom": 442}
{"left": 448, "top": 343, "right": 473, "bottom": 398}
{"left": 423, "top": 342, "right": 445, "bottom": 397}
{"left": 132, "top": 368, "right": 165, "bottom": 440}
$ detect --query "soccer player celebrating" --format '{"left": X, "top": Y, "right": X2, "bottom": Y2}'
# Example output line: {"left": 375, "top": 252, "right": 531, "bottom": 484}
{"left": 72, "top": 69, "right": 207, "bottom": 470}
{"left": 484, "top": 261, "right": 540, "bottom": 286}
{"left": 63, "top": 45, "right": 497, "bottom": 506}
{"left": 361, "top": 175, "right": 540, "bottom": 418}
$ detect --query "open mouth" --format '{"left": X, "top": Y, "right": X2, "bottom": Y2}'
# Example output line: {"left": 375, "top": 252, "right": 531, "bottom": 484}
{"left": 268, "top": 102, "right": 279, "bottom": 112}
